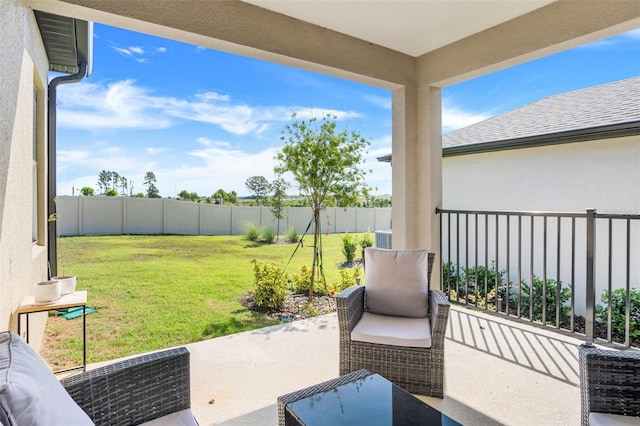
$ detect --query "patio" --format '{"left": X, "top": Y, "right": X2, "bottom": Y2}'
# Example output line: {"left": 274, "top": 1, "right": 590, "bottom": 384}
{"left": 91, "top": 304, "right": 582, "bottom": 425}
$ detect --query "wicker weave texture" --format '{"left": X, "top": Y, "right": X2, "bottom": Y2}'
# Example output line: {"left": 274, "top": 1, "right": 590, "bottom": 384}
{"left": 336, "top": 252, "right": 450, "bottom": 397}
{"left": 578, "top": 346, "right": 640, "bottom": 426}
{"left": 277, "top": 369, "right": 373, "bottom": 426}
{"left": 61, "top": 347, "right": 191, "bottom": 426}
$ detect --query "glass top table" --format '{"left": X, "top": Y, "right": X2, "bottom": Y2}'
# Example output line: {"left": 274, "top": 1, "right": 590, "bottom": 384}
{"left": 282, "top": 370, "right": 461, "bottom": 426}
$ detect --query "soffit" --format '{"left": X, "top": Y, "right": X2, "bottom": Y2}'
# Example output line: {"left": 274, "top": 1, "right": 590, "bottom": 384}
{"left": 34, "top": 10, "right": 93, "bottom": 75}
{"left": 242, "top": 0, "right": 556, "bottom": 57}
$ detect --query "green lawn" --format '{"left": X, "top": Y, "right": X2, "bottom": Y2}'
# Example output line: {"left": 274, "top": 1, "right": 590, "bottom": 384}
{"left": 44, "top": 233, "right": 363, "bottom": 367}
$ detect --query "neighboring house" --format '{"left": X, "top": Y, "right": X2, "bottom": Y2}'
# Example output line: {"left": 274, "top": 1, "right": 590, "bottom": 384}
{"left": 379, "top": 77, "right": 640, "bottom": 315}
{"left": 441, "top": 76, "right": 640, "bottom": 213}
{"left": 0, "top": 2, "right": 92, "bottom": 341}
{"left": 379, "top": 76, "right": 640, "bottom": 213}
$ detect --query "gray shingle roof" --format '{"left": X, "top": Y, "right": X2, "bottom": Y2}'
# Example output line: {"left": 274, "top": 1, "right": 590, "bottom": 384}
{"left": 443, "top": 76, "right": 640, "bottom": 148}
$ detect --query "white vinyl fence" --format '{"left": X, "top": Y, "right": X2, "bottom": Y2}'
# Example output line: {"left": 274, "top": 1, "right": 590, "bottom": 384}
{"left": 56, "top": 196, "right": 392, "bottom": 237}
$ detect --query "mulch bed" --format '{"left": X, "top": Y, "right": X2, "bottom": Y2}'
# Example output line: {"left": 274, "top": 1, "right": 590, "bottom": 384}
{"left": 240, "top": 292, "right": 336, "bottom": 322}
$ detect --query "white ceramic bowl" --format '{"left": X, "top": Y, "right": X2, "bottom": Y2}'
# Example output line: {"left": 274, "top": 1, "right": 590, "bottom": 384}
{"left": 33, "top": 280, "right": 61, "bottom": 303}
{"left": 53, "top": 275, "right": 76, "bottom": 295}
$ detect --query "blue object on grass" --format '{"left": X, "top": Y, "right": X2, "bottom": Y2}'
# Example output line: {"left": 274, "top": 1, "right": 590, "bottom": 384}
{"left": 59, "top": 306, "right": 98, "bottom": 320}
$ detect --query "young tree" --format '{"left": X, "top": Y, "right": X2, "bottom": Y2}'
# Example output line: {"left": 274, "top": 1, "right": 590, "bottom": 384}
{"left": 97, "top": 170, "right": 111, "bottom": 195}
{"left": 212, "top": 188, "right": 226, "bottom": 205}
{"left": 119, "top": 176, "right": 128, "bottom": 196}
{"left": 178, "top": 190, "right": 192, "bottom": 201}
{"left": 111, "top": 172, "right": 120, "bottom": 192}
{"left": 80, "top": 186, "right": 94, "bottom": 196}
{"left": 227, "top": 190, "right": 238, "bottom": 205}
{"left": 275, "top": 113, "right": 371, "bottom": 298}
{"left": 269, "top": 177, "right": 289, "bottom": 241}
{"left": 245, "top": 176, "right": 270, "bottom": 205}
{"left": 144, "top": 171, "right": 160, "bottom": 198}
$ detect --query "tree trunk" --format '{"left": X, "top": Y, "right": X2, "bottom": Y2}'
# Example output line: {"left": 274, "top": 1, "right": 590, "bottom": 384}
{"left": 309, "top": 208, "right": 320, "bottom": 301}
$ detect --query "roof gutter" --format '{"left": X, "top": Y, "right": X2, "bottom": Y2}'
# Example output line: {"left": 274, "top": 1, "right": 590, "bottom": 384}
{"left": 47, "top": 64, "right": 87, "bottom": 278}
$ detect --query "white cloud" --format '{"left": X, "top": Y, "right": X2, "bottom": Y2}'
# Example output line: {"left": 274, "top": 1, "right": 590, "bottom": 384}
{"left": 196, "top": 137, "right": 211, "bottom": 147}
{"left": 442, "top": 99, "right": 490, "bottom": 133}
{"left": 57, "top": 80, "right": 361, "bottom": 135}
{"left": 147, "top": 147, "right": 169, "bottom": 154}
{"left": 196, "top": 92, "right": 230, "bottom": 102}
{"left": 57, "top": 80, "right": 173, "bottom": 129}
{"left": 102, "top": 147, "right": 122, "bottom": 154}
{"left": 151, "top": 146, "right": 283, "bottom": 196}
{"left": 129, "top": 46, "right": 145, "bottom": 55}
{"left": 156, "top": 47, "right": 167, "bottom": 53}
{"left": 195, "top": 137, "right": 232, "bottom": 148}
{"left": 363, "top": 94, "right": 391, "bottom": 110}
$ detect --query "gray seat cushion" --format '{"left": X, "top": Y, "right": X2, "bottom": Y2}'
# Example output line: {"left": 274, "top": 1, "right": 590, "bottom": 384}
{"left": 140, "top": 409, "right": 199, "bottom": 426}
{"left": 364, "top": 248, "right": 430, "bottom": 318}
{"left": 0, "top": 331, "right": 93, "bottom": 425}
{"left": 351, "top": 312, "right": 432, "bottom": 348}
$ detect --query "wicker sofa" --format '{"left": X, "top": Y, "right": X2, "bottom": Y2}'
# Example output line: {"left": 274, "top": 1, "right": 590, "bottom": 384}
{"left": 61, "top": 347, "right": 193, "bottom": 425}
{"left": 0, "top": 331, "right": 194, "bottom": 426}
{"left": 336, "top": 250, "right": 450, "bottom": 397}
{"left": 578, "top": 346, "right": 640, "bottom": 426}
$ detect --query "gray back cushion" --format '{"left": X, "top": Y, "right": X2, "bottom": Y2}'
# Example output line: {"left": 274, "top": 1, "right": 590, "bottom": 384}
{"left": 0, "top": 331, "right": 93, "bottom": 425}
{"left": 364, "top": 248, "right": 430, "bottom": 318}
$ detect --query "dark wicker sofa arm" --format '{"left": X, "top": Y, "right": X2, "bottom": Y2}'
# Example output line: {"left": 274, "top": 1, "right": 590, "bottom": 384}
{"left": 337, "top": 285, "right": 365, "bottom": 331}
{"left": 61, "top": 347, "right": 191, "bottom": 426}
{"left": 578, "top": 346, "right": 640, "bottom": 426}
{"left": 429, "top": 290, "right": 450, "bottom": 350}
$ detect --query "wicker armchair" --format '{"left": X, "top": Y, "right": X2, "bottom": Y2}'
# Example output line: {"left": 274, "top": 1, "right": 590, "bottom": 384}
{"left": 337, "top": 250, "right": 450, "bottom": 397}
{"left": 578, "top": 346, "right": 640, "bottom": 426}
{"left": 61, "top": 347, "right": 192, "bottom": 426}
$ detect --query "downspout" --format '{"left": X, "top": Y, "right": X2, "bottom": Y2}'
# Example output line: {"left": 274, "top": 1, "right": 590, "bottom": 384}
{"left": 47, "top": 63, "right": 87, "bottom": 278}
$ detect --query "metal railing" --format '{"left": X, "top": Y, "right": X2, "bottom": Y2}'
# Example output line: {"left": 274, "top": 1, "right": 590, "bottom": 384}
{"left": 437, "top": 208, "right": 639, "bottom": 349}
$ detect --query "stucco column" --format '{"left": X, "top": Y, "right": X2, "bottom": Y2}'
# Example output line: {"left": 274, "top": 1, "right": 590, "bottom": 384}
{"left": 392, "top": 80, "right": 442, "bottom": 285}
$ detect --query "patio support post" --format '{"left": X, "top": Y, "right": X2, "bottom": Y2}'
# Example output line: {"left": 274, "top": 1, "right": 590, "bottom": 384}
{"left": 585, "top": 208, "right": 596, "bottom": 347}
{"left": 391, "top": 79, "right": 442, "bottom": 288}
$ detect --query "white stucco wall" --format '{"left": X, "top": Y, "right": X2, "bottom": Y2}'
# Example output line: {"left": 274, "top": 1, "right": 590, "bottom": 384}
{"left": 441, "top": 135, "right": 640, "bottom": 316}
{"left": 443, "top": 136, "right": 640, "bottom": 213}
{"left": 0, "top": 0, "right": 50, "bottom": 339}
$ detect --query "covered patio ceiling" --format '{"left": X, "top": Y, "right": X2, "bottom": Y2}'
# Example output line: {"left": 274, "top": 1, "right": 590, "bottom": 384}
{"left": 243, "top": 0, "right": 558, "bottom": 57}
{"left": 27, "top": 1, "right": 640, "bottom": 88}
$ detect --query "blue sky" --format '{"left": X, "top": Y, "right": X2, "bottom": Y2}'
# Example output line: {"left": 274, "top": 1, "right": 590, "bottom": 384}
{"left": 56, "top": 24, "right": 640, "bottom": 198}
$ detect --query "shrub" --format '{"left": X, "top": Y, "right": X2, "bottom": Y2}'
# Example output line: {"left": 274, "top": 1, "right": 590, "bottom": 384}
{"left": 259, "top": 225, "right": 275, "bottom": 244}
{"left": 287, "top": 227, "right": 300, "bottom": 243}
{"left": 250, "top": 259, "right": 288, "bottom": 311}
{"left": 596, "top": 287, "right": 640, "bottom": 341}
{"left": 334, "top": 265, "right": 362, "bottom": 293}
{"left": 341, "top": 231, "right": 358, "bottom": 264}
{"left": 291, "top": 264, "right": 328, "bottom": 295}
{"left": 442, "top": 262, "right": 462, "bottom": 294}
{"left": 359, "top": 231, "right": 374, "bottom": 251}
{"left": 519, "top": 275, "right": 571, "bottom": 326}
{"left": 442, "top": 261, "right": 506, "bottom": 303}
{"left": 291, "top": 265, "right": 312, "bottom": 295}
{"left": 245, "top": 222, "right": 259, "bottom": 241}
{"left": 299, "top": 301, "right": 319, "bottom": 317}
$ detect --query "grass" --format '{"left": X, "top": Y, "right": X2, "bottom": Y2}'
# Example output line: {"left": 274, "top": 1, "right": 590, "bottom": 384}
{"left": 43, "top": 233, "right": 364, "bottom": 368}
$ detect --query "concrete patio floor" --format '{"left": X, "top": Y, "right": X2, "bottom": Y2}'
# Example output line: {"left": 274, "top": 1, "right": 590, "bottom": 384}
{"left": 94, "top": 305, "right": 584, "bottom": 425}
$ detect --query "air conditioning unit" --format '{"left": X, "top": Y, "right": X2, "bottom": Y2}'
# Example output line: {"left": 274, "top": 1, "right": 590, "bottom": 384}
{"left": 375, "top": 230, "right": 392, "bottom": 249}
